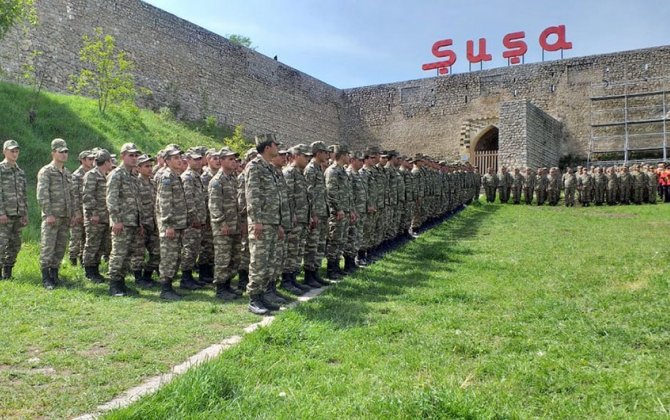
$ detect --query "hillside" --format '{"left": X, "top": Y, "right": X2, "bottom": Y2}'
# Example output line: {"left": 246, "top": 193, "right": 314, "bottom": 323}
{"left": 0, "top": 81, "right": 237, "bottom": 240}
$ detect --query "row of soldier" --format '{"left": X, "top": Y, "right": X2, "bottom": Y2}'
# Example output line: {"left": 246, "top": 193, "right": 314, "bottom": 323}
{"left": 0, "top": 137, "right": 479, "bottom": 315}
{"left": 481, "top": 164, "right": 668, "bottom": 206}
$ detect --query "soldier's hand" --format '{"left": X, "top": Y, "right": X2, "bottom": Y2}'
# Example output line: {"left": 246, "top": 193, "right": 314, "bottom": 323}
{"left": 20, "top": 216, "right": 28, "bottom": 227}
{"left": 221, "top": 224, "right": 231, "bottom": 236}
{"left": 367, "top": 207, "right": 375, "bottom": 214}
{"left": 165, "top": 227, "right": 176, "bottom": 239}
{"left": 253, "top": 223, "right": 263, "bottom": 239}
{"left": 90, "top": 215, "right": 100, "bottom": 225}
{"left": 310, "top": 216, "right": 318, "bottom": 229}
{"left": 0, "top": 215, "right": 8, "bottom": 224}
{"left": 46, "top": 215, "right": 56, "bottom": 226}
{"left": 112, "top": 222, "right": 124, "bottom": 235}
{"left": 350, "top": 212, "right": 357, "bottom": 223}
{"left": 336, "top": 210, "right": 344, "bottom": 221}
{"left": 278, "top": 226, "right": 285, "bottom": 240}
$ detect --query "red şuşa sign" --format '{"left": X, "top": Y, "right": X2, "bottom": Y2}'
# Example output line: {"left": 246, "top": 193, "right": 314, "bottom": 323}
{"left": 422, "top": 25, "right": 573, "bottom": 75}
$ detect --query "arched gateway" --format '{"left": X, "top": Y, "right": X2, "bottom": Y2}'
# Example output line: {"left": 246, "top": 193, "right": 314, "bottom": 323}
{"left": 471, "top": 125, "right": 499, "bottom": 173}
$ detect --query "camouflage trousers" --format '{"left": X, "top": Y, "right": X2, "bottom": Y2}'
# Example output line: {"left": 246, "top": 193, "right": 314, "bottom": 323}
{"left": 402, "top": 202, "right": 414, "bottom": 232}
{"left": 384, "top": 206, "right": 396, "bottom": 240}
{"left": 580, "top": 188, "right": 592, "bottom": 204}
{"left": 213, "top": 233, "right": 241, "bottom": 284}
{"left": 0, "top": 216, "right": 23, "bottom": 267}
{"left": 536, "top": 188, "right": 547, "bottom": 205}
{"left": 511, "top": 186, "right": 522, "bottom": 203}
{"left": 547, "top": 189, "right": 560, "bottom": 205}
{"left": 131, "top": 225, "right": 160, "bottom": 271}
{"left": 273, "top": 234, "right": 288, "bottom": 280}
{"left": 594, "top": 186, "right": 606, "bottom": 204}
{"left": 108, "top": 226, "right": 140, "bottom": 279}
{"left": 247, "top": 224, "right": 279, "bottom": 296}
{"left": 648, "top": 186, "right": 657, "bottom": 204}
{"left": 198, "top": 216, "right": 214, "bottom": 266}
{"left": 484, "top": 187, "right": 496, "bottom": 203}
{"left": 284, "top": 223, "right": 307, "bottom": 273}
{"left": 394, "top": 202, "right": 403, "bottom": 235}
{"left": 68, "top": 222, "right": 85, "bottom": 261}
{"left": 303, "top": 216, "right": 328, "bottom": 271}
{"left": 411, "top": 201, "right": 422, "bottom": 230}
{"left": 375, "top": 207, "right": 386, "bottom": 246}
{"left": 619, "top": 187, "right": 631, "bottom": 204}
{"left": 499, "top": 186, "right": 510, "bottom": 203}
{"left": 344, "top": 214, "right": 364, "bottom": 258}
{"left": 82, "top": 223, "right": 110, "bottom": 266}
{"left": 326, "top": 214, "right": 348, "bottom": 260}
{"left": 159, "top": 228, "right": 184, "bottom": 282}
{"left": 631, "top": 185, "right": 644, "bottom": 204}
{"left": 239, "top": 232, "right": 250, "bottom": 271}
{"left": 523, "top": 188, "right": 534, "bottom": 204}
{"left": 180, "top": 227, "right": 202, "bottom": 271}
{"left": 363, "top": 211, "right": 377, "bottom": 250}
{"left": 40, "top": 217, "right": 70, "bottom": 269}
{"left": 607, "top": 187, "right": 618, "bottom": 204}
{"left": 564, "top": 187, "right": 576, "bottom": 206}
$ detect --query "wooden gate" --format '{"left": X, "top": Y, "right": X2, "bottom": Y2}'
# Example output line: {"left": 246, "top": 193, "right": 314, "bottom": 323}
{"left": 474, "top": 150, "right": 498, "bottom": 174}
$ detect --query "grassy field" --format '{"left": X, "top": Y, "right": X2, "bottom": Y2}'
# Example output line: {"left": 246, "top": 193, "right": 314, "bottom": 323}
{"left": 104, "top": 202, "right": 670, "bottom": 419}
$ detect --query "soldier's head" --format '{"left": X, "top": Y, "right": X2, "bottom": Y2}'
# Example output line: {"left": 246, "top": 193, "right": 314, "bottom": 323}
{"left": 120, "top": 143, "right": 141, "bottom": 169}
{"left": 164, "top": 146, "right": 183, "bottom": 171}
{"left": 185, "top": 148, "right": 204, "bottom": 171}
{"left": 513, "top": 167, "right": 520, "bottom": 174}
{"left": 94, "top": 149, "right": 113, "bottom": 174}
{"left": 272, "top": 149, "right": 287, "bottom": 168}
{"left": 289, "top": 144, "right": 311, "bottom": 169}
{"left": 205, "top": 148, "right": 221, "bottom": 171}
{"left": 310, "top": 141, "right": 329, "bottom": 164}
{"left": 487, "top": 167, "right": 494, "bottom": 174}
{"left": 219, "top": 147, "right": 238, "bottom": 173}
{"left": 77, "top": 150, "right": 94, "bottom": 170}
{"left": 255, "top": 134, "right": 280, "bottom": 158}
{"left": 51, "top": 138, "right": 69, "bottom": 164}
{"left": 379, "top": 151, "right": 389, "bottom": 166}
{"left": 332, "top": 144, "right": 349, "bottom": 166}
{"left": 349, "top": 151, "right": 363, "bottom": 170}
{"left": 3, "top": 140, "right": 20, "bottom": 164}
{"left": 137, "top": 154, "right": 155, "bottom": 177}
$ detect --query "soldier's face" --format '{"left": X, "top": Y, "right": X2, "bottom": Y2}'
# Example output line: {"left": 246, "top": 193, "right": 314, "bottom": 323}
{"left": 4, "top": 148, "right": 19, "bottom": 163}
{"left": 188, "top": 157, "right": 203, "bottom": 171}
{"left": 138, "top": 163, "right": 152, "bottom": 177}
{"left": 166, "top": 155, "right": 182, "bottom": 171}
{"left": 220, "top": 156, "right": 236, "bottom": 172}
{"left": 54, "top": 150, "right": 68, "bottom": 164}
{"left": 122, "top": 152, "right": 139, "bottom": 168}
{"left": 207, "top": 155, "right": 221, "bottom": 170}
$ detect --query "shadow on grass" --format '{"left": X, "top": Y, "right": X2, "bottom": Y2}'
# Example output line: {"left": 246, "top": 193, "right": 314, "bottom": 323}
{"left": 294, "top": 203, "right": 501, "bottom": 329}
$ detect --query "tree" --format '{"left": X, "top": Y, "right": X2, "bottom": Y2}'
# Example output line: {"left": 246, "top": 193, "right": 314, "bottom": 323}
{"left": 69, "top": 27, "right": 137, "bottom": 113}
{"left": 227, "top": 34, "right": 256, "bottom": 50}
{"left": 0, "top": 0, "right": 36, "bottom": 41}
{"left": 224, "top": 125, "right": 254, "bottom": 156}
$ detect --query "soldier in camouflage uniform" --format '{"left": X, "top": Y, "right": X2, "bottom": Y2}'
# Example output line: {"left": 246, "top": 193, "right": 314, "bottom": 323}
{"left": 69, "top": 150, "right": 94, "bottom": 266}
{"left": 375, "top": 151, "right": 390, "bottom": 250}
{"left": 106, "top": 143, "right": 143, "bottom": 297}
{"left": 178, "top": 148, "right": 207, "bottom": 290}
{"left": 82, "top": 149, "right": 113, "bottom": 284}
{"left": 536, "top": 167, "right": 549, "bottom": 205}
{"left": 392, "top": 152, "right": 405, "bottom": 240}
{"left": 282, "top": 144, "right": 315, "bottom": 290}
{"left": 267, "top": 150, "right": 294, "bottom": 301}
{"left": 359, "top": 148, "right": 379, "bottom": 263}
{"left": 618, "top": 166, "right": 632, "bottom": 205}
{"left": 606, "top": 166, "right": 619, "bottom": 205}
{"left": 384, "top": 151, "right": 400, "bottom": 242}
{"left": 497, "top": 166, "right": 511, "bottom": 204}
{"left": 303, "top": 141, "right": 330, "bottom": 286}
{"left": 197, "top": 148, "right": 220, "bottom": 283}
{"left": 410, "top": 155, "right": 425, "bottom": 233}
{"left": 547, "top": 167, "right": 561, "bottom": 206}
{"left": 511, "top": 167, "right": 524, "bottom": 204}
{"left": 578, "top": 166, "right": 593, "bottom": 207}
{"left": 208, "top": 147, "right": 244, "bottom": 301}
{"left": 131, "top": 154, "right": 160, "bottom": 288}
{"left": 324, "top": 144, "right": 354, "bottom": 280}
{"left": 481, "top": 167, "right": 498, "bottom": 203}
{"left": 344, "top": 151, "right": 366, "bottom": 272}
{"left": 156, "top": 145, "right": 189, "bottom": 300}
{"left": 593, "top": 166, "right": 607, "bottom": 205}
{"left": 399, "top": 156, "right": 416, "bottom": 239}
{"left": 37, "top": 139, "right": 78, "bottom": 289}
{"left": 522, "top": 167, "right": 535, "bottom": 205}
{"left": 562, "top": 167, "right": 577, "bottom": 207}
{"left": 236, "top": 148, "right": 256, "bottom": 292}
{"left": 630, "top": 164, "right": 645, "bottom": 205}
{"left": 645, "top": 165, "right": 658, "bottom": 204}
{"left": 0, "top": 140, "right": 28, "bottom": 280}
{"left": 245, "top": 134, "right": 285, "bottom": 315}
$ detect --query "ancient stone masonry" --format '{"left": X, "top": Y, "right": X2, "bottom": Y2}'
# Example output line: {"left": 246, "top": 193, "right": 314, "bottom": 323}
{"left": 1, "top": 0, "right": 670, "bottom": 167}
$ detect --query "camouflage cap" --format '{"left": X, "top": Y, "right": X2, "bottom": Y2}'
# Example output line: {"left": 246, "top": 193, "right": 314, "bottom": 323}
{"left": 3, "top": 140, "right": 19, "bottom": 150}
{"left": 137, "top": 154, "right": 155, "bottom": 165}
{"left": 350, "top": 151, "right": 365, "bottom": 160}
{"left": 205, "top": 148, "right": 219, "bottom": 157}
{"left": 120, "top": 142, "right": 141, "bottom": 154}
{"left": 288, "top": 143, "right": 311, "bottom": 156}
{"left": 78, "top": 150, "right": 94, "bottom": 160}
{"left": 218, "top": 147, "right": 238, "bottom": 157}
{"left": 310, "top": 141, "right": 329, "bottom": 154}
{"left": 244, "top": 148, "right": 258, "bottom": 161}
{"left": 95, "top": 149, "right": 112, "bottom": 163}
{"left": 380, "top": 150, "right": 390, "bottom": 157}
{"left": 51, "top": 138, "right": 68, "bottom": 152}
{"left": 185, "top": 147, "right": 204, "bottom": 159}
{"left": 278, "top": 149, "right": 289, "bottom": 155}
{"left": 164, "top": 145, "right": 183, "bottom": 156}
{"left": 255, "top": 133, "right": 281, "bottom": 146}
{"left": 365, "top": 146, "right": 380, "bottom": 156}
{"left": 327, "top": 144, "right": 339, "bottom": 152}
{"left": 332, "top": 144, "right": 349, "bottom": 154}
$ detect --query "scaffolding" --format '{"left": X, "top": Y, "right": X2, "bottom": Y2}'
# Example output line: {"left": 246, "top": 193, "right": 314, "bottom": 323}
{"left": 588, "top": 76, "right": 669, "bottom": 167}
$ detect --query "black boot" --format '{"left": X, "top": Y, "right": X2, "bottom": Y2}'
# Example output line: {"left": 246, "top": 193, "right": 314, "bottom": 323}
{"left": 313, "top": 268, "right": 330, "bottom": 286}
{"left": 265, "top": 280, "right": 288, "bottom": 304}
{"left": 50, "top": 267, "right": 60, "bottom": 284}
{"left": 326, "top": 259, "right": 341, "bottom": 281}
{"left": 136, "top": 269, "right": 156, "bottom": 288}
{"left": 237, "top": 270, "right": 249, "bottom": 292}
{"left": 2, "top": 265, "right": 12, "bottom": 280}
{"left": 248, "top": 294, "right": 270, "bottom": 315}
{"left": 280, "top": 272, "right": 303, "bottom": 295}
{"left": 291, "top": 271, "right": 311, "bottom": 292}
{"left": 42, "top": 267, "right": 55, "bottom": 290}
{"left": 198, "top": 263, "right": 214, "bottom": 284}
{"left": 343, "top": 256, "right": 357, "bottom": 274}
{"left": 179, "top": 270, "right": 202, "bottom": 290}
{"left": 304, "top": 269, "right": 322, "bottom": 288}
{"left": 84, "top": 266, "right": 98, "bottom": 282}
{"left": 260, "top": 293, "right": 281, "bottom": 311}
{"left": 160, "top": 281, "right": 182, "bottom": 300}
{"left": 215, "top": 281, "right": 237, "bottom": 301}
{"left": 356, "top": 250, "right": 368, "bottom": 267}
{"left": 109, "top": 277, "right": 127, "bottom": 297}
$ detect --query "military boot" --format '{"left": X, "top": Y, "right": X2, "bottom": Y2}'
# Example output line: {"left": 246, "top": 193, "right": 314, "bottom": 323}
{"left": 280, "top": 272, "right": 303, "bottom": 295}
{"left": 303, "top": 269, "right": 322, "bottom": 288}
{"left": 198, "top": 263, "right": 214, "bottom": 284}
{"left": 343, "top": 256, "right": 357, "bottom": 274}
{"left": 160, "top": 281, "right": 182, "bottom": 301}
{"left": 42, "top": 267, "right": 55, "bottom": 290}
{"left": 265, "top": 280, "right": 288, "bottom": 304}
{"left": 291, "top": 271, "right": 311, "bottom": 292}
{"left": 326, "top": 259, "right": 341, "bottom": 280}
{"left": 215, "top": 281, "right": 237, "bottom": 301}
{"left": 136, "top": 269, "right": 155, "bottom": 289}
{"left": 109, "top": 277, "right": 127, "bottom": 297}
{"left": 2, "top": 265, "right": 12, "bottom": 280}
{"left": 356, "top": 250, "right": 368, "bottom": 267}
{"left": 86, "top": 265, "right": 105, "bottom": 283}
{"left": 248, "top": 294, "right": 270, "bottom": 315}
{"left": 260, "top": 293, "right": 281, "bottom": 311}
{"left": 179, "top": 270, "right": 202, "bottom": 290}
{"left": 237, "top": 270, "right": 249, "bottom": 292}
{"left": 313, "top": 268, "right": 331, "bottom": 286}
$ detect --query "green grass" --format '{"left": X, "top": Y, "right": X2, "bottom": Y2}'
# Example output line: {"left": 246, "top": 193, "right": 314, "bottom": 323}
{"left": 106, "top": 203, "right": 670, "bottom": 419}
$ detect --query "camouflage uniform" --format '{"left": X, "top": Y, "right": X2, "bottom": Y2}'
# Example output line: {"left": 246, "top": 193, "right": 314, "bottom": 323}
{"left": 523, "top": 169, "right": 535, "bottom": 204}
{"left": 593, "top": 169, "right": 607, "bottom": 205}
{"left": 209, "top": 168, "right": 241, "bottom": 286}
{"left": 646, "top": 168, "right": 658, "bottom": 204}
{"left": 481, "top": 172, "right": 498, "bottom": 203}
{"left": 631, "top": 166, "right": 645, "bottom": 204}
{"left": 237, "top": 171, "right": 250, "bottom": 272}
{"left": 562, "top": 171, "right": 577, "bottom": 207}
{"left": 536, "top": 170, "right": 549, "bottom": 205}
{"left": 68, "top": 163, "right": 88, "bottom": 263}
{"left": 273, "top": 164, "right": 292, "bottom": 282}
{"left": 180, "top": 165, "right": 207, "bottom": 272}
{"left": 325, "top": 158, "right": 352, "bottom": 262}
{"left": 359, "top": 162, "right": 378, "bottom": 251}
{"left": 411, "top": 163, "right": 424, "bottom": 229}
{"left": 283, "top": 162, "right": 309, "bottom": 275}
{"left": 511, "top": 170, "right": 524, "bottom": 204}
{"left": 375, "top": 163, "right": 389, "bottom": 245}
{"left": 198, "top": 164, "right": 216, "bottom": 272}
{"left": 131, "top": 171, "right": 160, "bottom": 273}
{"left": 157, "top": 165, "right": 189, "bottom": 287}
{"left": 400, "top": 164, "right": 415, "bottom": 233}
{"left": 82, "top": 166, "right": 110, "bottom": 267}
{"left": 579, "top": 171, "right": 594, "bottom": 206}
{"left": 606, "top": 168, "right": 619, "bottom": 205}
{"left": 618, "top": 169, "right": 632, "bottom": 204}
{"left": 303, "top": 157, "right": 329, "bottom": 273}
{"left": 245, "top": 155, "right": 282, "bottom": 297}
{"left": 0, "top": 156, "right": 27, "bottom": 275}
{"left": 344, "top": 162, "right": 365, "bottom": 259}
{"left": 384, "top": 160, "right": 399, "bottom": 240}
{"left": 547, "top": 169, "right": 561, "bottom": 206}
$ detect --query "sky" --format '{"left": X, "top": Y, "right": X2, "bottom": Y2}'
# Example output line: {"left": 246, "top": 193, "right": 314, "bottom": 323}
{"left": 144, "top": 0, "right": 670, "bottom": 89}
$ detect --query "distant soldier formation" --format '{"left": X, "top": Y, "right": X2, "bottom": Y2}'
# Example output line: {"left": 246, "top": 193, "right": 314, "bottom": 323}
{"left": 482, "top": 164, "right": 670, "bottom": 206}
{"left": 3, "top": 136, "right": 483, "bottom": 315}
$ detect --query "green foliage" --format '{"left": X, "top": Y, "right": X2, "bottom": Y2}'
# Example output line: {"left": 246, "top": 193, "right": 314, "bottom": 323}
{"left": 0, "top": 0, "right": 36, "bottom": 41}
{"left": 69, "top": 27, "right": 138, "bottom": 114}
{"left": 223, "top": 125, "right": 253, "bottom": 155}
{"left": 226, "top": 33, "right": 255, "bottom": 50}
{"left": 158, "top": 106, "right": 175, "bottom": 122}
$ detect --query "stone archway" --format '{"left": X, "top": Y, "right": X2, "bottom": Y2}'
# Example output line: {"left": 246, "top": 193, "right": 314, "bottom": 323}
{"left": 471, "top": 125, "right": 499, "bottom": 174}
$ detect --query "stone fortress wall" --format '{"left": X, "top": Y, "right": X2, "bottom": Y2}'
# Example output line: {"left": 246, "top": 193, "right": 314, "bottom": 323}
{"left": 1, "top": 0, "right": 669, "bottom": 168}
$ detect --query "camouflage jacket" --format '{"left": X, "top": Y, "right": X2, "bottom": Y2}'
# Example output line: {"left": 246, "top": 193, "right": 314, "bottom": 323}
{"left": 283, "top": 164, "right": 309, "bottom": 225}
{"left": 346, "top": 166, "right": 367, "bottom": 215}
{"left": 36, "top": 162, "right": 76, "bottom": 219}
{"left": 360, "top": 165, "right": 378, "bottom": 210}
{"left": 385, "top": 163, "right": 399, "bottom": 206}
{"left": 208, "top": 170, "right": 240, "bottom": 235}
{"left": 137, "top": 175, "right": 157, "bottom": 229}
{"left": 181, "top": 168, "right": 207, "bottom": 226}
{"left": 0, "top": 160, "right": 27, "bottom": 217}
{"left": 245, "top": 156, "right": 282, "bottom": 225}
{"left": 156, "top": 167, "right": 189, "bottom": 231}
{"left": 563, "top": 173, "right": 577, "bottom": 189}
{"left": 304, "top": 159, "right": 328, "bottom": 218}
{"left": 275, "top": 166, "right": 292, "bottom": 231}
{"left": 71, "top": 165, "right": 87, "bottom": 212}
{"left": 107, "top": 165, "right": 142, "bottom": 227}
{"left": 400, "top": 166, "right": 415, "bottom": 202}
{"left": 412, "top": 166, "right": 424, "bottom": 199}
{"left": 237, "top": 172, "right": 247, "bottom": 222}
{"left": 511, "top": 173, "right": 524, "bottom": 189}
{"left": 82, "top": 167, "right": 110, "bottom": 224}
{"left": 325, "top": 163, "right": 352, "bottom": 214}
{"left": 481, "top": 173, "right": 498, "bottom": 188}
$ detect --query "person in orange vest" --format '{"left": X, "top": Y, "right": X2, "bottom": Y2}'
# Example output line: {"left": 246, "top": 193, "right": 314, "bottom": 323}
{"left": 658, "top": 163, "right": 670, "bottom": 203}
